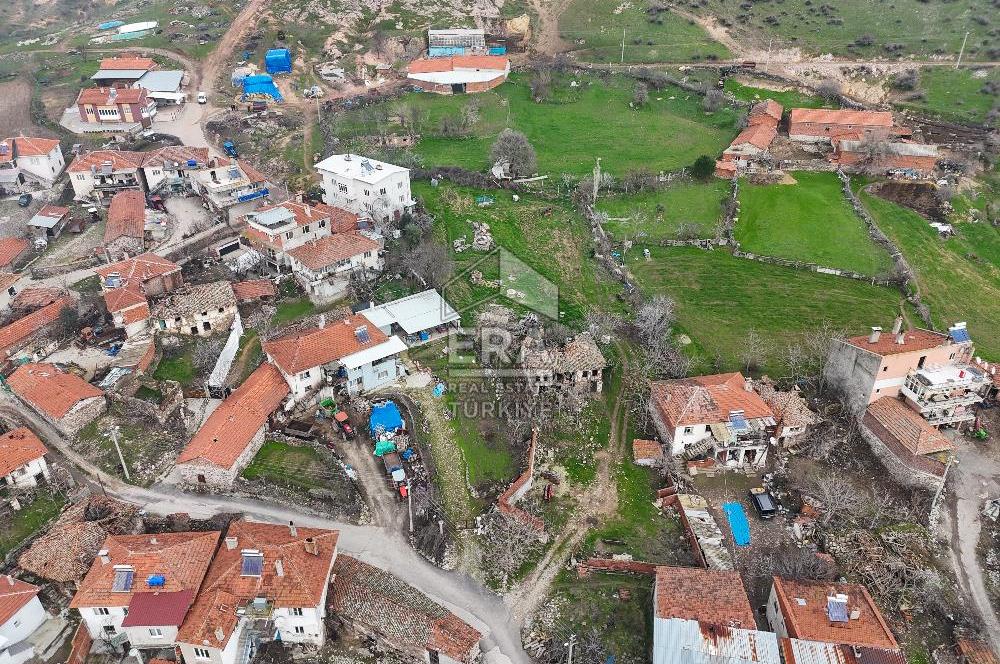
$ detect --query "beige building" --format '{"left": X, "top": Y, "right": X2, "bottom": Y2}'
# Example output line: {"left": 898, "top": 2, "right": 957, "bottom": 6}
{"left": 150, "top": 282, "right": 237, "bottom": 336}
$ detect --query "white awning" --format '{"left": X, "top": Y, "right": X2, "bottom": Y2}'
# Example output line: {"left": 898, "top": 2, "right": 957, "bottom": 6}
{"left": 340, "top": 336, "right": 407, "bottom": 370}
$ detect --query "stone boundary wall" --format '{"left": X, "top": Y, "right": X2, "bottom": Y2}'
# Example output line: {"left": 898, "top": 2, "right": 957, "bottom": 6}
{"left": 859, "top": 415, "right": 945, "bottom": 491}
{"left": 31, "top": 255, "right": 102, "bottom": 280}
{"left": 577, "top": 558, "right": 658, "bottom": 577}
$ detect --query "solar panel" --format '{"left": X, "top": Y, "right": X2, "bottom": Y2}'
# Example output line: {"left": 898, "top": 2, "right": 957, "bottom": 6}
{"left": 950, "top": 328, "right": 970, "bottom": 343}
{"left": 729, "top": 412, "right": 748, "bottom": 431}
{"left": 355, "top": 326, "right": 370, "bottom": 344}
{"left": 827, "top": 598, "right": 849, "bottom": 622}
{"left": 241, "top": 553, "right": 263, "bottom": 576}
{"left": 112, "top": 569, "right": 134, "bottom": 592}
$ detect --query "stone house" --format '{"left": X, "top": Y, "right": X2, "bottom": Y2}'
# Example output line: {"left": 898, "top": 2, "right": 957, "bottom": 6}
{"left": 788, "top": 109, "right": 895, "bottom": 144}
{"left": 715, "top": 99, "right": 782, "bottom": 177}
{"left": 0, "top": 137, "right": 65, "bottom": 191}
{"left": 175, "top": 362, "right": 289, "bottom": 489}
{"left": 859, "top": 396, "right": 955, "bottom": 490}
{"left": 831, "top": 137, "right": 938, "bottom": 174}
{"left": 0, "top": 576, "right": 47, "bottom": 664}
{"left": 103, "top": 190, "right": 147, "bottom": 260}
{"left": 150, "top": 281, "right": 237, "bottom": 336}
{"left": 753, "top": 377, "right": 820, "bottom": 445}
{"left": 7, "top": 363, "right": 106, "bottom": 437}
{"left": 0, "top": 297, "right": 73, "bottom": 363}
{"left": 97, "top": 253, "right": 183, "bottom": 338}
{"left": 518, "top": 332, "right": 607, "bottom": 394}
{"left": 0, "top": 427, "right": 50, "bottom": 489}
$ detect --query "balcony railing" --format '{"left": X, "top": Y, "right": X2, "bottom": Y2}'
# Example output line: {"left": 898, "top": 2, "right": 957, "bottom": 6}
{"left": 925, "top": 411, "right": 976, "bottom": 426}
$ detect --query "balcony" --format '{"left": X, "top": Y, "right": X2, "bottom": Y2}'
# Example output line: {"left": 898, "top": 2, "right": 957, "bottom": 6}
{"left": 924, "top": 410, "right": 976, "bottom": 426}
{"left": 94, "top": 178, "right": 140, "bottom": 189}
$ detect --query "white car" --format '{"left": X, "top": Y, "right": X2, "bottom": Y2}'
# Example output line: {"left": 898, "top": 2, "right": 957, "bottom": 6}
{"left": 196, "top": 91, "right": 207, "bottom": 104}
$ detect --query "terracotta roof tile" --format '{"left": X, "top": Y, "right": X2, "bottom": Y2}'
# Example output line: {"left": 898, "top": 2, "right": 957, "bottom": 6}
{"left": 263, "top": 315, "right": 390, "bottom": 375}
{"left": 8, "top": 362, "right": 104, "bottom": 420}
{"left": 654, "top": 566, "right": 757, "bottom": 627}
{"left": 231, "top": 280, "right": 276, "bottom": 302}
{"left": 76, "top": 87, "right": 149, "bottom": 106}
{"left": 177, "top": 521, "right": 338, "bottom": 649}
{"left": 176, "top": 363, "right": 289, "bottom": 469}
{"left": 238, "top": 160, "right": 268, "bottom": 184}
{"left": 120, "top": 301, "right": 151, "bottom": 325}
{"left": 650, "top": 373, "right": 774, "bottom": 429}
{"left": 96, "top": 252, "right": 180, "bottom": 282}
{"left": 0, "top": 427, "right": 48, "bottom": 477}
{"left": 67, "top": 150, "right": 145, "bottom": 173}
{"left": 730, "top": 124, "right": 778, "bottom": 150}
{"left": 956, "top": 639, "right": 1000, "bottom": 664}
{"left": 104, "top": 282, "right": 148, "bottom": 313}
{"left": 632, "top": 439, "right": 663, "bottom": 461}
{"left": 844, "top": 328, "right": 950, "bottom": 356}
{"left": 0, "top": 576, "right": 41, "bottom": 626}
{"left": 789, "top": 109, "right": 894, "bottom": 128}
{"left": 4, "top": 137, "right": 60, "bottom": 158}
{"left": 408, "top": 55, "right": 509, "bottom": 73}
{"left": 98, "top": 56, "right": 156, "bottom": 71}
{"left": 771, "top": 577, "right": 898, "bottom": 649}
{"left": 755, "top": 378, "right": 821, "bottom": 430}
{"left": 0, "top": 237, "right": 29, "bottom": 268}
{"left": 0, "top": 297, "right": 71, "bottom": 357}
{"left": 865, "top": 397, "right": 954, "bottom": 455}
{"left": 253, "top": 200, "right": 357, "bottom": 230}
{"left": 0, "top": 273, "right": 21, "bottom": 292}
{"left": 149, "top": 281, "right": 236, "bottom": 320}
{"left": 287, "top": 232, "right": 379, "bottom": 270}
{"left": 70, "top": 531, "right": 220, "bottom": 609}
{"left": 104, "top": 190, "right": 147, "bottom": 244}
{"left": 750, "top": 99, "right": 783, "bottom": 124}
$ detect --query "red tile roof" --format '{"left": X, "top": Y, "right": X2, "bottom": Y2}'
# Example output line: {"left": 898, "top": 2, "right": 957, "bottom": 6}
{"left": 177, "top": 521, "right": 338, "bottom": 649}
{"left": 104, "top": 190, "right": 146, "bottom": 244}
{"left": 4, "top": 137, "right": 60, "bottom": 158}
{"left": 104, "top": 282, "right": 148, "bottom": 313}
{"left": 654, "top": 566, "right": 757, "bottom": 627}
{"left": 70, "top": 531, "right": 220, "bottom": 609}
{"left": 231, "top": 280, "right": 276, "bottom": 302}
{"left": 67, "top": 150, "right": 145, "bottom": 173}
{"left": 789, "top": 109, "right": 894, "bottom": 128}
{"left": 0, "top": 576, "right": 41, "bottom": 626}
{"left": 263, "top": 315, "right": 390, "bottom": 375}
{"left": 0, "top": 427, "right": 47, "bottom": 478}
{"left": 0, "top": 237, "right": 29, "bottom": 268}
{"left": 176, "top": 363, "right": 289, "bottom": 469}
{"left": 254, "top": 200, "right": 357, "bottom": 229}
{"left": 650, "top": 372, "right": 774, "bottom": 429}
{"left": 844, "top": 328, "right": 949, "bottom": 356}
{"left": 96, "top": 252, "right": 180, "bottom": 282}
{"left": 120, "top": 301, "right": 151, "bottom": 325}
{"left": 98, "top": 56, "right": 156, "bottom": 71}
{"left": 287, "top": 232, "right": 379, "bottom": 270}
{"left": 956, "top": 639, "right": 1000, "bottom": 664}
{"left": 37, "top": 204, "right": 70, "bottom": 219}
{"left": 408, "top": 55, "right": 509, "bottom": 73}
{"left": 729, "top": 124, "right": 778, "bottom": 150}
{"left": 142, "top": 146, "right": 210, "bottom": 168}
{"left": 750, "top": 99, "right": 783, "bottom": 124}
{"left": 632, "top": 439, "right": 663, "bottom": 462}
{"left": 121, "top": 589, "right": 195, "bottom": 627}
{"left": 238, "top": 160, "right": 268, "bottom": 184}
{"left": 8, "top": 363, "right": 104, "bottom": 420}
{"left": 771, "top": 577, "right": 898, "bottom": 649}
{"left": 0, "top": 297, "right": 71, "bottom": 357}
{"left": 865, "top": 397, "right": 954, "bottom": 456}
{"left": 76, "top": 87, "right": 149, "bottom": 106}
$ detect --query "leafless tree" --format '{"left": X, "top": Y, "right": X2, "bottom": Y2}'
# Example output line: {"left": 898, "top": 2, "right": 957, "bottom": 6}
{"left": 633, "top": 82, "right": 649, "bottom": 107}
{"left": 739, "top": 327, "right": 768, "bottom": 374}
{"left": 675, "top": 222, "right": 704, "bottom": 241}
{"left": 634, "top": 294, "right": 675, "bottom": 345}
{"left": 402, "top": 239, "right": 453, "bottom": 289}
{"left": 530, "top": 67, "right": 552, "bottom": 102}
{"left": 490, "top": 129, "right": 537, "bottom": 177}
{"left": 802, "top": 472, "right": 862, "bottom": 526}
{"left": 702, "top": 88, "right": 725, "bottom": 112}
{"left": 479, "top": 512, "right": 543, "bottom": 587}
{"left": 852, "top": 485, "right": 901, "bottom": 530}
{"left": 857, "top": 136, "right": 891, "bottom": 173}
{"left": 771, "top": 543, "right": 837, "bottom": 580}
{"left": 585, "top": 310, "right": 622, "bottom": 340}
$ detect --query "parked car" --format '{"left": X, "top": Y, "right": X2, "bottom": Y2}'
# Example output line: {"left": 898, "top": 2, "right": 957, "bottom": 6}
{"left": 222, "top": 141, "right": 239, "bottom": 158}
{"left": 197, "top": 91, "right": 207, "bottom": 104}
{"left": 748, "top": 487, "right": 778, "bottom": 519}
{"left": 17, "top": 193, "right": 31, "bottom": 207}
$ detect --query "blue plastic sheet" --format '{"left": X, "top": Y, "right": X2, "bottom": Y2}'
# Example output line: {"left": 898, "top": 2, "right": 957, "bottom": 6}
{"left": 369, "top": 401, "right": 403, "bottom": 436}
{"left": 722, "top": 501, "right": 751, "bottom": 547}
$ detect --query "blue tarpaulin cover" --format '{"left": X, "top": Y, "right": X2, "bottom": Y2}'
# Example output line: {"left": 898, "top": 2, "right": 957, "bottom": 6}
{"left": 488, "top": 46, "right": 507, "bottom": 55}
{"left": 242, "top": 74, "right": 283, "bottom": 101}
{"left": 265, "top": 48, "right": 292, "bottom": 74}
{"left": 98, "top": 20, "right": 125, "bottom": 30}
{"left": 429, "top": 46, "right": 466, "bottom": 57}
{"left": 722, "top": 501, "right": 751, "bottom": 547}
{"left": 369, "top": 401, "right": 403, "bottom": 437}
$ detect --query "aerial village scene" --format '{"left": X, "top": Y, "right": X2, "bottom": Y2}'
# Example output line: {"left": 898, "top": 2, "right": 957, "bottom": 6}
{"left": 0, "top": 1, "right": 999, "bottom": 664}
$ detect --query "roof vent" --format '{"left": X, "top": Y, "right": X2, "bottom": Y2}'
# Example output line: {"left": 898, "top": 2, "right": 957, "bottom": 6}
{"left": 275, "top": 560, "right": 284, "bottom": 577}
{"left": 375, "top": 163, "right": 382, "bottom": 170}
{"left": 303, "top": 537, "right": 319, "bottom": 556}
{"left": 344, "top": 154, "right": 352, "bottom": 161}
{"left": 225, "top": 536, "right": 238, "bottom": 550}
{"left": 149, "top": 536, "right": 157, "bottom": 544}
{"left": 288, "top": 521, "right": 297, "bottom": 537}
{"left": 795, "top": 598, "right": 806, "bottom": 606}
{"left": 849, "top": 608, "right": 861, "bottom": 620}
{"left": 895, "top": 332, "right": 905, "bottom": 345}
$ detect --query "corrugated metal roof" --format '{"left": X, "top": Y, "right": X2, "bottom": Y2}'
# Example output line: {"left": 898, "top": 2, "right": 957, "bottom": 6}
{"left": 134, "top": 70, "right": 184, "bottom": 92}
{"left": 92, "top": 69, "right": 147, "bottom": 80}
{"left": 360, "top": 289, "right": 460, "bottom": 335}
{"left": 653, "top": 618, "right": 781, "bottom": 664}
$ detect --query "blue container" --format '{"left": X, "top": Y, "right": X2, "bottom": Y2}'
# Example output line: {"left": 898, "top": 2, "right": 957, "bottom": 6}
{"left": 242, "top": 74, "right": 283, "bottom": 101}
{"left": 98, "top": 20, "right": 125, "bottom": 30}
{"left": 265, "top": 48, "right": 292, "bottom": 74}
{"left": 488, "top": 46, "right": 507, "bottom": 55}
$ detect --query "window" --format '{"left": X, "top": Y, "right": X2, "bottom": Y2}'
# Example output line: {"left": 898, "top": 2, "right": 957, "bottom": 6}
{"left": 882, "top": 366, "right": 887, "bottom": 372}
{"left": 949, "top": 352, "right": 956, "bottom": 360}
{"left": 319, "top": 220, "right": 326, "bottom": 228}
{"left": 397, "top": 181, "right": 402, "bottom": 189}
{"left": 338, "top": 183, "right": 348, "bottom": 193}
{"left": 364, "top": 251, "right": 372, "bottom": 258}
{"left": 103, "top": 626, "right": 116, "bottom": 636}
{"left": 363, "top": 189, "right": 370, "bottom": 196}
{"left": 194, "top": 647, "right": 211, "bottom": 659}
{"left": 294, "top": 626, "right": 305, "bottom": 634}
{"left": 218, "top": 307, "right": 224, "bottom": 313}
{"left": 303, "top": 225, "right": 310, "bottom": 232}
{"left": 428, "top": 650, "right": 440, "bottom": 664}
{"left": 96, "top": 607, "right": 111, "bottom": 616}
{"left": 149, "top": 628, "right": 163, "bottom": 638}
{"left": 76, "top": 174, "right": 85, "bottom": 181}
{"left": 683, "top": 426, "right": 693, "bottom": 435}
{"left": 291, "top": 608, "right": 304, "bottom": 617}
{"left": 302, "top": 370, "right": 311, "bottom": 379}
{"left": 286, "top": 231, "right": 293, "bottom": 239}
{"left": 379, "top": 187, "right": 386, "bottom": 195}
{"left": 918, "top": 355, "right": 927, "bottom": 369}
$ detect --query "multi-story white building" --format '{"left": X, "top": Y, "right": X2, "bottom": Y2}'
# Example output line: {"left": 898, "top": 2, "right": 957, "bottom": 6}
{"left": 243, "top": 200, "right": 359, "bottom": 269}
{"left": 0, "top": 576, "right": 47, "bottom": 664}
{"left": 0, "top": 427, "right": 50, "bottom": 489}
{"left": 0, "top": 137, "right": 65, "bottom": 190}
{"left": 67, "top": 151, "right": 145, "bottom": 202}
{"left": 314, "top": 154, "right": 413, "bottom": 223}
{"left": 190, "top": 158, "right": 271, "bottom": 217}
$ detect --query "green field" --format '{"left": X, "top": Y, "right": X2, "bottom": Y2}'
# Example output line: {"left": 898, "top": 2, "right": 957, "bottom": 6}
{"left": 0, "top": 492, "right": 65, "bottom": 558}
{"left": 243, "top": 441, "right": 330, "bottom": 491}
{"left": 559, "top": 0, "right": 731, "bottom": 63}
{"left": 736, "top": 172, "right": 893, "bottom": 276}
{"left": 332, "top": 73, "right": 739, "bottom": 177}
{"left": 693, "top": 0, "right": 989, "bottom": 58}
{"left": 723, "top": 79, "right": 831, "bottom": 110}
{"left": 631, "top": 245, "right": 910, "bottom": 374}
{"left": 859, "top": 190, "right": 1000, "bottom": 360}
{"left": 272, "top": 298, "right": 316, "bottom": 326}
{"left": 597, "top": 180, "right": 729, "bottom": 241}
{"left": 894, "top": 67, "right": 999, "bottom": 126}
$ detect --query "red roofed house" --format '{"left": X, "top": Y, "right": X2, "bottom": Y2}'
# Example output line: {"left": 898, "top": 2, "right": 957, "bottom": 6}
{"left": 67, "top": 150, "right": 146, "bottom": 202}
{"left": 831, "top": 136, "right": 938, "bottom": 175}
{"left": 632, "top": 439, "right": 664, "bottom": 466}
{"left": 90, "top": 56, "right": 156, "bottom": 86}
{"left": 26, "top": 204, "right": 71, "bottom": 242}
{"left": 0, "top": 237, "right": 29, "bottom": 272}
{"left": 406, "top": 55, "right": 510, "bottom": 94}
{"left": 287, "top": 232, "right": 382, "bottom": 300}
{"left": 0, "top": 296, "right": 72, "bottom": 363}
{"left": 242, "top": 200, "right": 360, "bottom": 268}
{"left": 0, "top": 427, "right": 50, "bottom": 489}
{"left": 70, "top": 530, "right": 220, "bottom": 649}
{"left": 649, "top": 372, "right": 776, "bottom": 470}
{"left": 97, "top": 253, "right": 183, "bottom": 337}
{"left": 0, "top": 575, "right": 47, "bottom": 664}
{"left": 7, "top": 363, "right": 106, "bottom": 437}
{"left": 103, "top": 190, "right": 148, "bottom": 260}
{"left": 766, "top": 577, "right": 899, "bottom": 650}
{"left": 230, "top": 280, "right": 276, "bottom": 303}
{"left": 788, "top": 108, "right": 894, "bottom": 144}
{"left": 262, "top": 314, "right": 407, "bottom": 397}
{"left": 175, "top": 362, "right": 289, "bottom": 489}
{"left": 0, "top": 137, "right": 65, "bottom": 190}
{"left": 75, "top": 86, "right": 156, "bottom": 129}
{"left": 176, "top": 520, "right": 339, "bottom": 664}
{"left": 190, "top": 158, "right": 271, "bottom": 217}
{"left": 860, "top": 396, "right": 955, "bottom": 489}
{"left": 716, "top": 99, "right": 783, "bottom": 177}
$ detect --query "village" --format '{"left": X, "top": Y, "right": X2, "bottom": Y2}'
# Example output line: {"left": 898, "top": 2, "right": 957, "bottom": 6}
{"left": 0, "top": 2, "right": 999, "bottom": 664}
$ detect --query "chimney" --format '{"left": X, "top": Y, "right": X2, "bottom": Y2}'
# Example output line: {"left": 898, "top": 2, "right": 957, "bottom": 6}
{"left": 318, "top": 314, "right": 326, "bottom": 329}
{"left": 743, "top": 377, "right": 752, "bottom": 392}
{"left": 295, "top": 191, "right": 303, "bottom": 204}
{"left": 98, "top": 549, "right": 110, "bottom": 565}
{"left": 896, "top": 332, "right": 905, "bottom": 345}
{"left": 275, "top": 560, "right": 284, "bottom": 577}
{"left": 868, "top": 327, "right": 882, "bottom": 344}
{"left": 288, "top": 520, "right": 297, "bottom": 537}
{"left": 892, "top": 315, "right": 903, "bottom": 335}
{"left": 214, "top": 627, "right": 225, "bottom": 643}
{"left": 5, "top": 575, "right": 14, "bottom": 586}
{"left": 224, "top": 536, "right": 238, "bottom": 550}
{"left": 303, "top": 537, "right": 318, "bottom": 556}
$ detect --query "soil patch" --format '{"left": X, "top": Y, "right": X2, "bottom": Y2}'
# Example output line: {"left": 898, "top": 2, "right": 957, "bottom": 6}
{"left": 0, "top": 78, "right": 51, "bottom": 137}
{"left": 869, "top": 181, "right": 945, "bottom": 222}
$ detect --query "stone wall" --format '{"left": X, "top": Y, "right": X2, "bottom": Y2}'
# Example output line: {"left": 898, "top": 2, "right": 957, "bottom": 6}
{"left": 577, "top": 557, "right": 658, "bottom": 577}
{"left": 858, "top": 417, "right": 944, "bottom": 491}
{"left": 176, "top": 424, "right": 267, "bottom": 490}
{"left": 496, "top": 429, "right": 545, "bottom": 533}
{"left": 58, "top": 396, "right": 108, "bottom": 437}
{"left": 30, "top": 255, "right": 102, "bottom": 280}
{"left": 109, "top": 379, "right": 183, "bottom": 425}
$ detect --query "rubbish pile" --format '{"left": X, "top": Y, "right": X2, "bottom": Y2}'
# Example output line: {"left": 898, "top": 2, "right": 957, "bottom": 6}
{"left": 453, "top": 221, "right": 494, "bottom": 253}
{"left": 470, "top": 270, "right": 500, "bottom": 288}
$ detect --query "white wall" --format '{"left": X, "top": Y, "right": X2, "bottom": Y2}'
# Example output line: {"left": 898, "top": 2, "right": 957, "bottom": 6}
{"left": 178, "top": 619, "right": 244, "bottom": 664}
{"left": 123, "top": 624, "right": 178, "bottom": 649}
{"left": 0, "top": 596, "right": 45, "bottom": 650}
{"left": 17, "top": 146, "right": 65, "bottom": 183}
{"left": 2, "top": 456, "right": 49, "bottom": 488}
{"left": 765, "top": 584, "right": 788, "bottom": 637}
{"left": 319, "top": 168, "right": 411, "bottom": 221}
{"left": 80, "top": 606, "right": 127, "bottom": 640}
{"left": 669, "top": 423, "right": 712, "bottom": 456}
{"left": 273, "top": 605, "right": 324, "bottom": 644}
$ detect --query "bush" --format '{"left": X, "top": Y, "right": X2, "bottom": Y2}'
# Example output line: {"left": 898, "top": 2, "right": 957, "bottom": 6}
{"left": 891, "top": 69, "right": 919, "bottom": 91}
{"left": 703, "top": 88, "right": 724, "bottom": 112}
{"left": 490, "top": 129, "right": 537, "bottom": 177}
{"left": 690, "top": 155, "right": 715, "bottom": 180}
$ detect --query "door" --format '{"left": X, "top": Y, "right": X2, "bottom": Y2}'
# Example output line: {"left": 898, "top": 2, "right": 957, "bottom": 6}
{"left": 450, "top": 83, "right": 466, "bottom": 94}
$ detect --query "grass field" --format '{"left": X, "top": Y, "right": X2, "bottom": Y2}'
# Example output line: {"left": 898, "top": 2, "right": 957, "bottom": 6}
{"left": 693, "top": 0, "right": 989, "bottom": 58}
{"left": 631, "top": 245, "right": 910, "bottom": 374}
{"left": 736, "top": 172, "right": 893, "bottom": 275}
{"left": 859, "top": 190, "right": 1000, "bottom": 360}
{"left": 559, "top": 0, "right": 731, "bottom": 63}
{"left": 0, "top": 492, "right": 65, "bottom": 559}
{"left": 723, "top": 79, "right": 831, "bottom": 110}
{"left": 597, "top": 180, "right": 729, "bottom": 241}
{"left": 894, "top": 67, "right": 999, "bottom": 126}
{"left": 243, "top": 441, "right": 329, "bottom": 491}
{"left": 272, "top": 298, "right": 316, "bottom": 326}
{"left": 153, "top": 349, "right": 195, "bottom": 384}
{"left": 332, "top": 73, "right": 739, "bottom": 176}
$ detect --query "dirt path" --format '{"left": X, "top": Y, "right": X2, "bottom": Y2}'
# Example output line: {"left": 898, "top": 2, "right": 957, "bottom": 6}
{"left": 506, "top": 344, "right": 630, "bottom": 622}
{"left": 528, "top": 0, "right": 575, "bottom": 55}
{"left": 668, "top": 6, "right": 744, "bottom": 58}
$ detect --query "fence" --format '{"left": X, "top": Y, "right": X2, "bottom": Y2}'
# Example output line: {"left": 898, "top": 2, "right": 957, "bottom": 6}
{"left": 208, "top": 310, "right": 244, "bottom": 390}
{"left": 66, "top": 624, "right": 92, "bottom": 664}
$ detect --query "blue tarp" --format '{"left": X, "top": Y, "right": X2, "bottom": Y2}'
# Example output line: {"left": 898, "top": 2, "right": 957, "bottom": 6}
{"left": 429, "top": 46, "right": 466, "bottom": 57}
{"left": 98, "top": 20, "right": 125, "bottom": 30}
{"left": 242, "top": 74, "right": 283, "bottom": 101}
{"left": 237, "top": 188, "right": 269, "bottom": 203}
{"left": 488, "top": 46, "right": 507, "bottom": 55}
{"left": 369, "top": 401, "right": 403, "bottom": 437}
{"left": 265, "top": 48, "right": 292, "bottom": 74}
{"left": 722, "top": 502, "right": 751, "bottom": 547}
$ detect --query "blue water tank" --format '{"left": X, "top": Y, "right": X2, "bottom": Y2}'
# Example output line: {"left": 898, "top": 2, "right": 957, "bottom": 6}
{"left": 147, "top": 574, "right": 165, "bottom": 587}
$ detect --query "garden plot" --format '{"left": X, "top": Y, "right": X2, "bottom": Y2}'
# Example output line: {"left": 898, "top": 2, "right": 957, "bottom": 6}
{"left": 597, "top": 179, "right": 729, "bottom": 241}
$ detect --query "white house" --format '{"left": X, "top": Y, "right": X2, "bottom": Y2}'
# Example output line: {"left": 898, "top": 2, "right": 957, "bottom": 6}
{"left": 242, "top": 200, "right": 361, "bottom": 271}
{"left": 0, "top": 137, "right": 65, "bottom": 190}
{"left": 175, "top": 521, "right": 339, "bottom": 664}
{"left": 314, "top": 154, "right": 413, "bottom": 223}
{"left": 67, "top": 150, "right": 145, "bottom": 202}
{"left": 0, "top": 576, "right": 47, "bottom": 664}
{"left": 262, "top": 314, "right": 407, "bottom": 397}
{"left": 189, "top": 158, "right": 270, "bottom": 217}
{"left": 0, "top": 428, "right": 50, "bottom": 489}
{"left": 286, "top": 232, "right": 382, "bottom": 300}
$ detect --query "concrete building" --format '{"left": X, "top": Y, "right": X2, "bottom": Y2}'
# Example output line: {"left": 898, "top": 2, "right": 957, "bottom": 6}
{"left": 103, "top": 190, "right": 147, "bottom": 260}
{"left": 359, "top": 289, "right": 461, "bottom": 346}
{"left": 132, "top": 70, "right": 186, "bottom": 105}
{"left": 7, "top": 363, "right": 106, "bottom": 437}
{"left": 262, "top": 314, "right": 407, "bottom": 398}
{"left": 175, "top": 363, "right": 289, "bottom": 489}
{"left": 150, "top": 281, "right": 237, "bottom": 336}
{"left": 90, "top": 56, "right": 156, "bottom": 86}
{"left": 0, "top": 428, "right": 50, "bottom": 489}
{"left": 67, "top": 151, "right": 145, "bottom": 202}
{"left": 75, "top": 87, "right": 157, "bottom": 130}
{"left": 315, "top": 154, "right": 413, "bottom": 223}
{"left": 0, "top": 576, "right": 47, "bottom": 664}
{"left": 788, "top": 109, "right": 895, "bottom": 144}
{"left": 0, "top": 137, "right": 65, "bottom": 190}
{"left": 190, "top": 158, "right": 271, "bottom": 216}
{"left": 406, "top": 55, "right": 510, "bottom": 94}
{"left": 242, "top": 200, "right": 361, "bottom": 270}
{"left": 428, "top": 28, "right": 487, "bottom": 54}
{"left": 286, "top": 233, "right": 382, "bottom": 300}
{"left": 139, "top": 146, "right": 210, "bottom": 193}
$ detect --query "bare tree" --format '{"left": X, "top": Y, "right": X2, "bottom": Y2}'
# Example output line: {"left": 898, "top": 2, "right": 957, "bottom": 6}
{"left": 529, "top": 67, "right": 552, "bottom": 102}
{"left": 490, "top": 129, "right": 537, "bottom": 177}
{"left": 633, "top": 82, "right": 649, "bottom": 107}
{"left": 703, "top": 88, "right": 724, "bottom": 112}
{"left": 802, "top": 472, "right": 862, "bottom": 526}
{"left": 585, "top": 310, "right": 622, "bottom": 340}
{"left": 479, "top": 512, "right": 543, "bottom": 587}
{"left": 857, "top": 136, "right": 891, "bottom": 173}
{"left": 771, "top": 543, "right": 837, "bottom": 580}
{"left": 739, "top": 327, "right": 768, "bottom": 374}
{"left": 634, "top": 294, "right": 675, "bottom": 345}
{"left": 402, "top": 239, "right": 454, "bottom": 289}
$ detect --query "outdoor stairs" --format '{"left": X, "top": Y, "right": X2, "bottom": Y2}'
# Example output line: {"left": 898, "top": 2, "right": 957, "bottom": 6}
{"left": 681, "top": 437, "right": 714, "bottom": 461}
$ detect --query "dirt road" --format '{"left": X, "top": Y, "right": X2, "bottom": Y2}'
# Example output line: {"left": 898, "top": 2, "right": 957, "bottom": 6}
{"left": 528, "top": 0, "right": 575, "bottom": 55}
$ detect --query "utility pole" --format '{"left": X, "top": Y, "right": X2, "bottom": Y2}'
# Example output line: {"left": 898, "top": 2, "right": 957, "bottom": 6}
{"left": 621, "top": 27, "right": 626, "bottom": 64}
{"left": 111, "top": 427, "right": 130, "bottom": 483}
{"left": 407, "top": 479, "right": 413, "bottom": 533}
{"left": 565, "top": 634, "right": 577, "bottom": 664}
{"left": 955, "top": 31, "right": 970, "bottom": 68}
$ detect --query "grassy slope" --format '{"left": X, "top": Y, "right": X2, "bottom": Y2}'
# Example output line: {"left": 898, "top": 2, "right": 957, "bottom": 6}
{"left": 0, "top": 492, "right": 65, "bottom": 558}
{"left": 895, "top": 67, "right": 999, "bottom": 126}
{"left": 631, "top": 245, "right": 909, "bottom": 374}
{"left": 859, "top": 191, "right": 1000, "bottom": 360}
{"left": 242, "top": 441, "right": 329, "bottom": 491}
{"left": 723, "top": 79, "right": 831, "bottom": 109}
{"left": 559, "top": 0, "right": 730, "bottom": 63}
{"left": 597, "top": 179, "right": 729, "bottom": 241}
{"left": 736, "top": 172, "right": 893, "bottom": 275}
